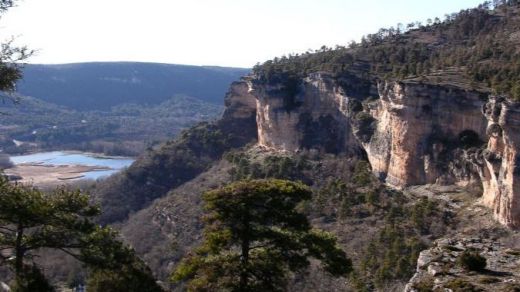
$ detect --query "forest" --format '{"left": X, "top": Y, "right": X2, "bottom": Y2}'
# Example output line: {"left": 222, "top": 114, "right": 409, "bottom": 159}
{"left": 253, "top": 0, "right": 520, "bottom": 100}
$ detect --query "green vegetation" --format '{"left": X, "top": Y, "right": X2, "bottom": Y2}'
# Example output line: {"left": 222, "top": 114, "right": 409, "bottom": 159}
{"left": 0, "top": 178, "right": 98, "bottom": 290}
{"left": 305, "top": 160, "right": 452, "bottom": 289}
{"left": 411, "top": 276, "right": 435, "bottom": 292}
{"left": 94, "top": 122, "right": 238, "bottom": 223}
{"left": 224, "top": 152, "right": 453, "bottom": 289}
{"left": 457, "top": 250, "right": 487, "bottom": 272}
{"left": 18, "top": 63, "right": 249, "bottom": 110}
{"left": 0, "top": 61, "right": 246, "bottom": 156}
{"left": 0, "top": 177, "right": 161, "bottom": 291}
{"left": 225, "top": 151, "right": 310, "bottom": 181}
{"left": 445, "top": 278, "right": 484, "bottom": 292}
{"left": 20, "top": 0, "right": 520, "bottom": 289}
{"left": 357, "top": 197, "right": 448, "bottom": 288}
{"left": 0, "top": 95, "right": 223, "bottom": 156}
{"left": 0, "top": 0, "right": 31, "bottom": 96}
{"left": 83, "top": 228, "right": 163, "bottom": 292}
{"left": 253, "top": 1, "right": 520, "bottom": 101}
{"left": 172, "top": 179, "right": 352, "bottom": 291}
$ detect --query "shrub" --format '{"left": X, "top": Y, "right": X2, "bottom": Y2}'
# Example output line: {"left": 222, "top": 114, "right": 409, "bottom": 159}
{"left": 504, "top": 283, "right": 520, "bottom": 292}
{"left": 412, "top": 276, "right": 434, "bottom": 292}
{"left": 445, "top": 279, "right": 483, "bottom": 292}
{"left": 478, "top": 276, "right": 500, "bottom": 284}
{"left": 457, "top": 250, "right": 487, "bottom": 272}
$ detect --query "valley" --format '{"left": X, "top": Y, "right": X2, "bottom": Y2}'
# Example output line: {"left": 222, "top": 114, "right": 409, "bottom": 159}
{"left": 0, "top": 62, "right": 249, "bottom": 156}
{"left": 3, "top": 1, "right": 520, "bottom": 292}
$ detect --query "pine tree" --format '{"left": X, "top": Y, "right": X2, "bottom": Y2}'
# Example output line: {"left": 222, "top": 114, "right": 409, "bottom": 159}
{"left": 172, "top": 179, "right": 352, "bottom": 291}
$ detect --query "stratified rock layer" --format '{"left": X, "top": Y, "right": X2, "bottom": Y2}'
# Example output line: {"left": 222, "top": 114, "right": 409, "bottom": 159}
{"left": 370, "top": 81, "right": 487, "bottom": 187}
{"left": 481, "top": 98, "right": 520, "bottom": 228}
{"left": 251, "top": 73, "right": 357, "bottom": 153}
{"left": 247, "top": 73, "right": 520, "bottom": 228}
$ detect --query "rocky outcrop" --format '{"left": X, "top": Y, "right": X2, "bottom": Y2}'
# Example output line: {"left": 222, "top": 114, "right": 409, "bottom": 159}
{"left": 405, "top": 237, "right": 520, "bottom": 292}
{"left": 218, "top": 81, "right": 258, "bottom": 146}
{"left": 480, "top": 98, "right": 520, "bottom": 228}
{"left": 249, "top": 72, "right": 361, "bottom": 153}
{"left": 368, "top": 81, "right": 488, "bottom": 188}
{"left": 0, "top": 282, "right": 9, "bottom": 292}
{"left": 246, "top": 73, "right": 520, "bottom": 227}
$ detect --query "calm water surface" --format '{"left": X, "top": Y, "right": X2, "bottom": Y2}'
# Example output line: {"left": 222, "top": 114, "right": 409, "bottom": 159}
{"left": 10, "top": 151, "right": 135, "bottom": 180}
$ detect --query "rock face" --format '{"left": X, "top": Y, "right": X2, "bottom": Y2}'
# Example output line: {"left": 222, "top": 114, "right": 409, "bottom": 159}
{"left": 369, "top": 81, "right": 487, "bottom": 188}
{"left": 245, "top": 73, "right": 520, "bottom": 227}
{"left": 480, "top": 98, "right": 520, "bottom": 228}
{"left": 250, "top": 72, "right": 359, "bottom": 153}
{"left": 218, "top": 80, "right": 258, "bottom": 145}
{"left": 405, "top": 237, "right": 520, "bottom": 292}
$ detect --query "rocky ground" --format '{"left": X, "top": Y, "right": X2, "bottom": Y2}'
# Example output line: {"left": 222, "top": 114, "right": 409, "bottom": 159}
{"left": 405, "top": 237, "right": 520, "bottom": 291}
{"left": 403, "top": 185, "right": 520, "bottom": 292}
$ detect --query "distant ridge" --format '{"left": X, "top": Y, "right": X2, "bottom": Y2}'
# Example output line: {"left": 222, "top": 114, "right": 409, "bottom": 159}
{"left": 16, "top": 62, "right": 250, "bottom": 110}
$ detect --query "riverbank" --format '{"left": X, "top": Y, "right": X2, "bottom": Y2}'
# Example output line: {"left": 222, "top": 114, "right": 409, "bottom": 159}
{"left": 4, "top": 151, "right": 135, "bottom": 187}
{"left": 4, "top": 163, "right": 111, "bottom": 187}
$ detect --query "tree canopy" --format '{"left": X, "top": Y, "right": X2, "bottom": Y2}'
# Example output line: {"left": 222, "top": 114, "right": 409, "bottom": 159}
{"left": 0, "top": 177, "right": 162, "bottom": 291}
{"left": 172, "top": 179, "right": 352, "bottom": 291}
{"left": 0, "top": 178, "right": 100, "bottom": 290}
{"left": 0, "top": 0, "right": 31, "bottom": 95}
{"left": 252, "top": 1, "right": 520, "bottom": 100}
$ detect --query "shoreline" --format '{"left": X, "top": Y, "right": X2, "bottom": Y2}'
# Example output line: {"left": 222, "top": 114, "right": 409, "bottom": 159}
{"left": 4, "top": 163, "right": 113, "bottom": 187}
{"left": 10, "top": 150, "right": 135, "bottom": 160}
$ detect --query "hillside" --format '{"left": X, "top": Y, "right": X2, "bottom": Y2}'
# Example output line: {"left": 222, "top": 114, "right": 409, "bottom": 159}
{"left": 85, "top": 1, "right": 520, "bottom": 291}
{"left": 0, "top": 62, "right": 249, "bottom": 155}
{"left": 16, "top": 62, "right": 249, "bottom": 110}
{"left": 0, "top": 94, "right": 223, "bottom": 156}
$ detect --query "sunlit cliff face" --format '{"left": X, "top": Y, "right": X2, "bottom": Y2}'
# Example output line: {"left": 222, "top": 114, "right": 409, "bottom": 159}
{"left": 246, "top": 73, "right": 520, "bottom": 228}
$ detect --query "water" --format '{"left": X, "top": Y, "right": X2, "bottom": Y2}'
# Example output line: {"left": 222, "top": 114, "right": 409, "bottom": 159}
{"left": 10, "top": 151, "right": 135, "bottom": 180}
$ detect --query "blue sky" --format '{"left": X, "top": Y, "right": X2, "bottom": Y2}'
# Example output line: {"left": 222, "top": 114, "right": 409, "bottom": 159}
{"left": 1, "top": 0, "right": 485, "bottom": 67}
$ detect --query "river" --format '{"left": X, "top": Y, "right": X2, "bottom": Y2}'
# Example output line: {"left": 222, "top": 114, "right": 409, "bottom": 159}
{"left": 8, "top": 151, "right": 135, "bottom": 182}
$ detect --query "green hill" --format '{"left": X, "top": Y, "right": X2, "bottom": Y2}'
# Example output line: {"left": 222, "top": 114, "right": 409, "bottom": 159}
{"left": 16, "top": 62, "right": 250, "bottom": 110}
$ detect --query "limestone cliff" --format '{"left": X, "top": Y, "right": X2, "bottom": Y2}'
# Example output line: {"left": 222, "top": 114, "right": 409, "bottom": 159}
{"left": 480, "top": 98, "right": 520, "bottom": 228}
{"left": 218, "top": 80, "right": 258, "bottom": 145}
{"left": 250, "top": 72, "right": 359, "bottom": 153}
{"left": 245, "top": 73, "right": 520, "bottom": 228}
{"left": 369, "top": 81, "right": 487, "bottom": 188}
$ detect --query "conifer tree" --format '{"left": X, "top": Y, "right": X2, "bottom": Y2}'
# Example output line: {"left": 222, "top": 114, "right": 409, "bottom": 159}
{"left": 172, "top": 179, "right": 352, "bottom": 291}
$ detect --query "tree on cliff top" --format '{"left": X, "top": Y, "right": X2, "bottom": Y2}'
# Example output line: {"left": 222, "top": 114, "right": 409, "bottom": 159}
{"left": 172, "top": 179, "right": 352, "bottom": 291}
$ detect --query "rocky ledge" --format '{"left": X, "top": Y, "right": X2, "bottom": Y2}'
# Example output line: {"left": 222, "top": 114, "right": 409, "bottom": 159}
{"left": 405, "top": 237, "right": 520, "bottom": 291}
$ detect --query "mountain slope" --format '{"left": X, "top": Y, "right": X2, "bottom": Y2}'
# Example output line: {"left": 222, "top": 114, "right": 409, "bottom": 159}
{"left": 92, "top": 2, "right": 520, "bottom": 291}
{"left": 16, "top": 62, "right": 250, "bottom": 110}
{"left": 1, "top": 62, "right": 248, "bottom": 155}
{"left": 0, "top": 94, "right": 223, "bottom": 155}
{"left": 93, "top": 81, "right": 258, "bottom": 223}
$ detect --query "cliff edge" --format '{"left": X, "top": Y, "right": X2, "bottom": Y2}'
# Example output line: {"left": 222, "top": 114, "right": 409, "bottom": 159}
{"left": 244, "top": 71, "right": 520, "bottom": 228}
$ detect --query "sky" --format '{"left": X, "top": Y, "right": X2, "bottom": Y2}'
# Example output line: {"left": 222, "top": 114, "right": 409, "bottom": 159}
{"left": 0, "top": 0, "right": 486, "bottom": 68}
